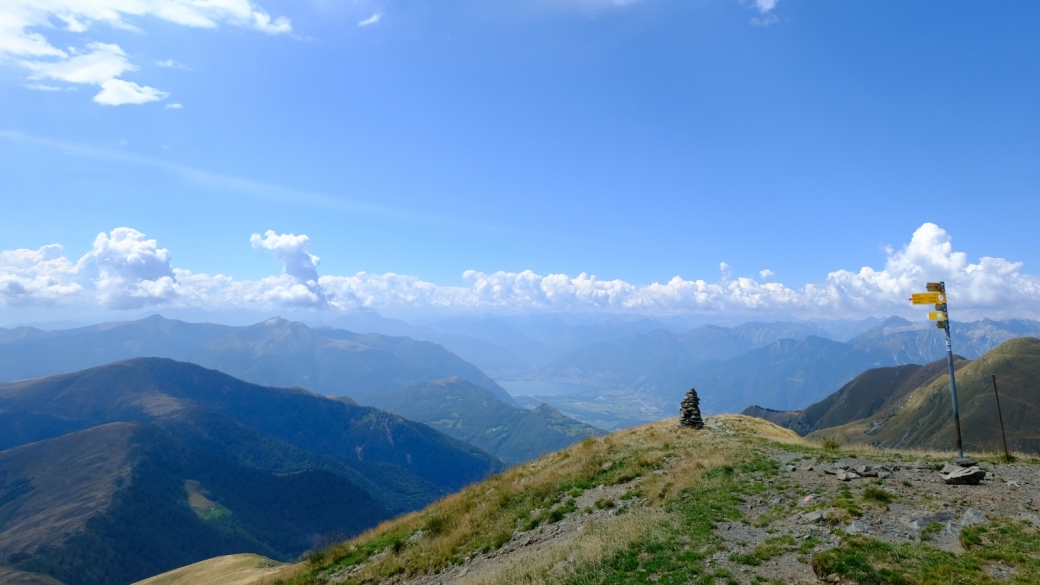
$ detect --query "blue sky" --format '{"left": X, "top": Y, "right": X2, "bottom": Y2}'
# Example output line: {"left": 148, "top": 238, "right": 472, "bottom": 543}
{"left": 1, "top": 0, "right": 1039, "bottom": 323}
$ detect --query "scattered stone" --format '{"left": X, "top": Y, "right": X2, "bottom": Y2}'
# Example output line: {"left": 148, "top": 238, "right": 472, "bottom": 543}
{"left": 913, "top": 459, "right": 932, "bottom": 470}
{"left": 785, "top": 465, "right": 797, "bottom": 472}
{"left": 877, "top": 471, "right": 893, "bottom": 480}
{"left": 1022, "top": 513, "right": 1040, "bottom": 527}
{"left": 801, "top": 511, "right": 824, "bottom": 523}
{"left": 956, "top": 458, "right": 978, "bottom": 467}
{"left": 985, "top": 472, "right": 995, "bottom": 481}
{"left": 771, "top": 496, "right": 785, "bottom": 505}
{"left": 678, "top": 388, "right": 704, "bottom": 429}
{"left": 943, "top": 466, "right": 987, "bottom": 485}
{"left": 803, "top": 465, "right": 815, "bottom": 472}
{"left": 846, "top": 520, "right": 872, "bottom": 534}
{"left": 961, "top": 509, "right": 988, "bottom": 526}
{"left": 903, "top": 511, "right": 954, "bottom": 530}
{"left": 835, "top": 462, "right": 850, "bottom": 470}
{"left": 823, "top": 468, "right": 837, "bottom": 475}
{"left": 836, "top": 470, "right": 861, "bottom": 482}
{"left": 855, "top": 465, "right": 872, "bottom": 474}
{"left": 941, "top": 463, "right": 961, "bottom": 474}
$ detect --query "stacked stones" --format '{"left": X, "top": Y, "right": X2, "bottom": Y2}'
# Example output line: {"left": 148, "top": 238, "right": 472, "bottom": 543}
{"left": 678, "top": 388, "right": 704, "bottom": 429}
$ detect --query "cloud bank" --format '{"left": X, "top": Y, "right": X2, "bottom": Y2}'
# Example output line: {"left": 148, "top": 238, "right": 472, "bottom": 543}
{"left": 2, "top": 223, "right": 1038, "bottom": 320}
{"left": 0, "top": 0, "right": 290, "bottom": 105}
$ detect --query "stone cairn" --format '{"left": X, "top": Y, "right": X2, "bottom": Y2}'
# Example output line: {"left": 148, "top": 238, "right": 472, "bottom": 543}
{"left": 678, "top": 388, "right": 704, "bottom": 429}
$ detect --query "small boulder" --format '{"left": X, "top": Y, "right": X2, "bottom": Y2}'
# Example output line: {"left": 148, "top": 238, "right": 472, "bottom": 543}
{"left": 801, "top": 511, "right": 824, "bottom": 523}
{"left": 955, "top": 458, "right": 977, "bottom": 467}
{"left": 943, "top": 466, "right": 986, "bottom": 485}
{"left": 823, "top": 468, "right": 837, "bottom": 475}
{"left": 836, "top": 470, "right": 860, "bottom": 482}
{"left": 877, "top": 471, "right": 893, "bottom": 480}
{"left": 961, "top": 509, "right": 988, "bottom": 526}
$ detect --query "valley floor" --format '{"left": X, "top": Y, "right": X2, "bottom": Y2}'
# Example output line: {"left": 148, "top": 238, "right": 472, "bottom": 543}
{"left": 260, "top": 416, "right": 1040, "bottom": 585}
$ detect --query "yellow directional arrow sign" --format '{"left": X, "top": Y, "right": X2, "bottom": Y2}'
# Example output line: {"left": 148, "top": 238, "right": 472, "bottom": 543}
{"left": 911, "top": 292, "right": 946, "bottom": 305}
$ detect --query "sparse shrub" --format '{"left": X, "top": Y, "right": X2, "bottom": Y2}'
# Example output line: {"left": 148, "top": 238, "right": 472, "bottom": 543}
{"left": 822, "top": 438, "right": 841, "bottom": 451}
{"left": 595, "top": 497, "right": 615, "bottom": 510}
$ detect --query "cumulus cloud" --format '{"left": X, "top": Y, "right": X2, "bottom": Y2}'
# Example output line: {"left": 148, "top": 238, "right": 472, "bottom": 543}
{"left": 78, "top": 228, "right": 178, "bottom": 309}
{"left": 165, "top": 103, "right": 183, "bottom": 109}
{"left": 0, "top": 0, "right": 290, "bottom": 105}
{"left": 250, "top": 230, "right": 327, "bottom": 307}
{"left": 2, "top": 223, "right": 1038, "bottom": 320}
{"left": 759, "top": 269, "right": 774, "bottom": 280}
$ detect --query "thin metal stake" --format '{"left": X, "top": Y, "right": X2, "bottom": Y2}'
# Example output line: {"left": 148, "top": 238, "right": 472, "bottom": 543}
{"left": 991, "top": 374, "right": 1010, "bottom": 460}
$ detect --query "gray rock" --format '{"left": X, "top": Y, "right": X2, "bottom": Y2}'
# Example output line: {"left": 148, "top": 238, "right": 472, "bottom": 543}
{"left": 846, "top": 520, "right": 872, "bottom": 535}
{"left": 803, "top": 465, "right": 815, "bottom": 472}
{"left": 961, "top": 509, "right": 988, "bottom": 526}
{"left": 955, "top": 458, "right": 977, "bottom": 467}
{"left": 836, "top": 462, "right": 850, "bottom": 470}
{"left": 877, "top": 471, "right": 892, "bottom": 479}
{"left": 903, "top": 511, "right": 954, "bottom": 530}
{"left": 984, "top": 472, "right": 994, "bottom": 480}
{"left": 913, "top": 459, "right": 932, "bottom": 470}
{"left": 836, "top": 470, "right": 861, "bottom": 482}
{"left": 823, "top": 468, "right": 837, "bottom": 475}
{"left": 785, "top": 465, "right": 797, "bottom": 472}
{"left": 940, "top": 463, "right": 960, "bottom": 474}
{"left": 854, "top": 465, "right": 872, "bottom": 474}
{"left": 801, "top": 511, "right": 823, "bottom": 523}
{"left": 1022, "top": 513, "right": 1040, "bottom": 527}
{"left": 943, "top": 466, "right": 986, "bottom": 485}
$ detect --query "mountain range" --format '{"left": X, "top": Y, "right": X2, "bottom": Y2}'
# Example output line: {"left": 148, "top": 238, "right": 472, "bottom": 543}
{"left": 534, "top": 317, "right": 1040, "bottom": 416}
{"left": 0, "top": 358, "right": 503, "bottom": 585}
{"left": 0, "top": 315, "right": 511, "bottom": 403}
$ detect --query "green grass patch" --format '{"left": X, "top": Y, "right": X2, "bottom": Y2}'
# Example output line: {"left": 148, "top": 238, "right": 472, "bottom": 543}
{"left": 561, "top": 459, "right": 767, "bottom": 585}
{"left": 812, "top": 519, "right": 1040, "bottom": 584}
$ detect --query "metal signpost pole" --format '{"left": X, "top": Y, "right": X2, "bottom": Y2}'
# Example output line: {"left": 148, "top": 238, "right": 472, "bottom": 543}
{"left": 937, "top": 282, "right": 965, "bottom": 460}
{"left": 912, "top": 282, "right": 965, "bottom": 460}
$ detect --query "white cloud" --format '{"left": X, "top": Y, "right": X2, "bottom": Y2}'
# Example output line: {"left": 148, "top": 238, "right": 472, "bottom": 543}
{"left": 746, "top": 0, "right": 779, "bottom": 26}
{"left": 77, "top": 228, "right": 178, "bottom": 309}
{"left": 759, "top": 269, "right": 774, "bottom": 280}
{"left": 165, "top": 103, "right": 183, "bottom": 109}
{"left": 250, "top": 230, "right": 327, "bottom": 307}
{"left": 0, "top": 0, "right": 290, "bottom": 105}
{"left": 2, "top": 223, "right": 1039, "bottom": 320}
{"left": 24, "top": 83, "right": 64, "bottom": 91}
{"left": 156, "top": 59, "right": 190, "bottom": 69}
{"left": 358, "top": 13, "right": 382, "bottom": 26}
{"left": 95, "top": 79, "right": 169, "bottom": 105}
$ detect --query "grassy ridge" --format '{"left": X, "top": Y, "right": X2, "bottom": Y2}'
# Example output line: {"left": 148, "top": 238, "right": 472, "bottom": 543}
{"left": 268, "top": 416, "right": 804, "bottom": 584}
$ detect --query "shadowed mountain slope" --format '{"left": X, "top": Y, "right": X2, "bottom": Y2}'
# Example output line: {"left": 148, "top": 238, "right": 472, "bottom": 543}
{"left": 0, "top": 358, "right": 502, "bottom": 497}
{"left": 361, "top": 378, "right": 602, "bottom": 466}
{"left": 0, "top": 423, "right": 386, "bottom": 585}
{"left": 810, "top": 337, "right": 1040, "bottom": 454}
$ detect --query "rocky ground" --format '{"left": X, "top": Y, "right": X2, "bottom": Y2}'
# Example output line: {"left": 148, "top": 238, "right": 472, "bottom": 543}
{"left": 393, "top": 424, "right": 1038, "bottom": 584}
{"left": 273, "top": 416, "right": 1040, "bottom": 585}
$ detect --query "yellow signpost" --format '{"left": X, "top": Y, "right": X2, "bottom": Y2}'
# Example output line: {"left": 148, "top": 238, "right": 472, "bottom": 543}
{"left": 910, "top": 281, "right": 964, "bottom": 459}
{"left": 911, "top": 292, "right": 946, "bottom": 305}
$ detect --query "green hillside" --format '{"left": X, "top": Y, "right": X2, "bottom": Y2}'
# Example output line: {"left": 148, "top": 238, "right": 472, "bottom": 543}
{"left": 0, "top": 423, "right": 386, "bottom": 585}
{"left": 362, "top": 378, "right": 602, "bottom": 465}
{"left": 741, "top": 355, "right": 971, "bottom": 435}
{"left": 812, "top": 337, "right": 1040, "bottom": 454}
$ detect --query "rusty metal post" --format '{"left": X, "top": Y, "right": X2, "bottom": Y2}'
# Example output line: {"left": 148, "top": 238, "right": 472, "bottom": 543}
{"left": 991, "top": 374, "right": 1010, "bottom": 460}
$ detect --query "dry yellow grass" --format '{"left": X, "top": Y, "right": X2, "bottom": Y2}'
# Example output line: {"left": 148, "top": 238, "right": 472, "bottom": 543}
{"left": 131, "top": 554, "right": 285, "bottom": 585}
{"left": 261, "top": 415, "right": 810, "bottom": 585}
